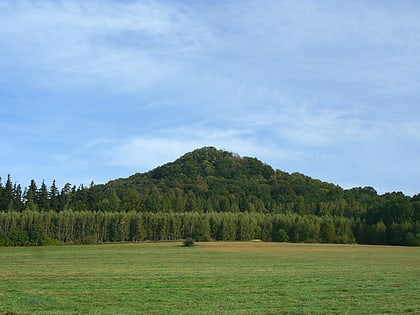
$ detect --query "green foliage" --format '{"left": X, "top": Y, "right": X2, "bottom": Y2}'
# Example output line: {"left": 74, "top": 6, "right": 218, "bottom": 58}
{"left": 320, "top": 217, "right": 336, "bottom": 243}
{"left": 183, "top": 237, "right": 195, "bottom": 247}
{"left": 0, "top": 211, "right": 359, "bottom": 245}
{"left": 0, "top": 147, "right": 419, "bottom": 246}
{"left": 276, "top": 229, "right": 289, "bottom": 242}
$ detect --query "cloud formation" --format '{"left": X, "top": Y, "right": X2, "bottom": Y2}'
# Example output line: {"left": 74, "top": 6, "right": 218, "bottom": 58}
{"left": 1, "top": 0, "right": 419, "bottom": 195}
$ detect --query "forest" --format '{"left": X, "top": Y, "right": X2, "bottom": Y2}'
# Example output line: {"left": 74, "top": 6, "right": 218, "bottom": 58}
{"left": 1, "top": 147, "right": 419, "bottom": 246}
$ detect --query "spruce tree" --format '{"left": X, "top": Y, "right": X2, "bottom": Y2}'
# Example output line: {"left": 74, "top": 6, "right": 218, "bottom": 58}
{"left": 49, "top": 180, "right": 60, "bottom": 211}
{"left": 0, "top": 176, "right": 3, "bottom": 210}
{"left": 4, "top": 174, "right": 14, "bottom": 211}
{"left": 37, "top": 180, "right": 50, "bottom": 211}
{"left": 13, "top": 183, "right": 24, "bottom": 211}
{"left": 25, "top": 180, "right": 38, "bottom": 209}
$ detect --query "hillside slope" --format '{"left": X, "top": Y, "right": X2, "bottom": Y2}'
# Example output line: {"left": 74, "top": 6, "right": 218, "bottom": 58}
{"left": 89, "top": 147, "right": 413, "bottom": 220}
{"left": 99, "top": 146, "right": 349, "bottom": 214}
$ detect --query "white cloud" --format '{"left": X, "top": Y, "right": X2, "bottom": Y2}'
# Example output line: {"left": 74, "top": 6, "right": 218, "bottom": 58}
{"left": 1, "top": 0, "right": 419, "bottom": 195}
{"left": 105, "top": 121, "right": 307, "bottom": 172}
{"left": 0, "top": 0, "right": 213, "bottom": 92}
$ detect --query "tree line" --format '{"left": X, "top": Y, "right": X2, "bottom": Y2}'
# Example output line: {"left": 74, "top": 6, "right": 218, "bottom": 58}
{"left": 1, "top": 147, "right": 419, "bottom": 246}
{"left": 0, "top": 210, "right": 377, "bottom": 246}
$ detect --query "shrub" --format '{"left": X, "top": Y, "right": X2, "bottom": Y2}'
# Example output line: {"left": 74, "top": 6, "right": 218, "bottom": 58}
{"left": 183, "top": 238, "right": 195, "bottom": 247}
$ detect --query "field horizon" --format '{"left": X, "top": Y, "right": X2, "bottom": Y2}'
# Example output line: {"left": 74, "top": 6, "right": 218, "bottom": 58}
{"left": 1, "top": 241, "right": 419, "bottom": 314}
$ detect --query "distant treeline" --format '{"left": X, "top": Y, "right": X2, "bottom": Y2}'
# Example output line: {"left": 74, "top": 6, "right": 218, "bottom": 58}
{"left": 1, "top": 147, "right": 419, "bottom": 246}
{"left": 0, "top": 211, "right": 410, "bottom": 246}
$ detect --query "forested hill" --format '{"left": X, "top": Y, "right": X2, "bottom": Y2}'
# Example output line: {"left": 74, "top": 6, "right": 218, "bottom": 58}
{"left": 99, "top": 146, "right": 417, "bottom": 216}
{"left": 100, "top": 146, "right": 349, "bottom": 213}
{"left": 1, "top": 146, "right": 419, "bottom": 246}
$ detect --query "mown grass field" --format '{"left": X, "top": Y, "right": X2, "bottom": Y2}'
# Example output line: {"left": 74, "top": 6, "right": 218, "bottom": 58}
{"left": 0, "top": 242, "right": 419, "bottom": 314}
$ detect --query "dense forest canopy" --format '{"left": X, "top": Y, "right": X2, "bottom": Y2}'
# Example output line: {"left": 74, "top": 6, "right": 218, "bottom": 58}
{"left": 1, "top": 147, "right": 419, "bottom": 246}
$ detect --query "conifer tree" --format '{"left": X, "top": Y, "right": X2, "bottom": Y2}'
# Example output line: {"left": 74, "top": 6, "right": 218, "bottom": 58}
{"left": 0, "top": 176, "right": 3, "bottom": 210}
{"left": 37, "top": 180, "right": 50, "bottom": 211}
{"left": 2, "top": 174, "right": 14, "bottom": 211}
{"left": 25, "top": 180, "right": 38, "bottom": 210}
{"left": 13, "top": 183, "right": 24, "bottom": 211}
{"left": 49, "top": 180, "right": 60, "bottom": 211}
{"left": 60, "top": 183, "right": 73, "bottom": 210}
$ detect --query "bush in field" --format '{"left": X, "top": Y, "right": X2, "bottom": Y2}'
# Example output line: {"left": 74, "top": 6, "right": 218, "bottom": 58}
{"left": 183, "top": 238, "right": 195, "bottom": 247}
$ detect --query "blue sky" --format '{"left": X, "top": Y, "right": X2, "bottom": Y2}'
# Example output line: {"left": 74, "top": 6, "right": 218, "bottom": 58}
{"left": 1, "top": 0, "right": 419, "bottom": 196}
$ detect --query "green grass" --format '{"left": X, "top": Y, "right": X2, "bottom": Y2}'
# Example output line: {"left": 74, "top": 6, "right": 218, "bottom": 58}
{"left": 0, "top": 242, "right": 419, "bottom": 314}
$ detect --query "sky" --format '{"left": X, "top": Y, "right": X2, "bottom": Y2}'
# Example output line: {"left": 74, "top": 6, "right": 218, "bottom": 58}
{"left": 1, "top": 0, "right": 419, "bottom": 196}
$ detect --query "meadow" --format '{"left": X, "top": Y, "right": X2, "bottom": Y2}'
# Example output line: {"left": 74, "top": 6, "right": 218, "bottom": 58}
{"left": 0, "top": 242, "right": 419, "bottom": 314}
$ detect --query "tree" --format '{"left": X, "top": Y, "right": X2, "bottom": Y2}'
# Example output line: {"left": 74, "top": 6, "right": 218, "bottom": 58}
{"left": 13, "top": 183, "right": 24, "bottom": 211}
{"left": 37, "top": 180, "right": 50, "bottom": 211}
{"left": 50, "top": 180, "right": 60, "bottom": 211}
{"left": 87, "top": 181, "right": 98, "bottom": 211}
{"left": 24, "top": 180, "right": 38, "bottom": 210}
{"left": 122, "top": 188, "right": 142, "bottom": 212}
{"left": 276, "top": 229, "right": 289, "bottom": 242}
{"left": 320, "top": 217, "right": 336, "bottom": 243}
{"left": 3, "top": 174, "right": 14, "bottom": 211}
{"left": 237, "top": 213, "right": 256, "bottom": 241}
{"left": 371, "top": 221, "right": 387, "bottom": 245}
{"left": 0, "top": 177, "right": 3, "bottom": 207}
{"left": 221, "top": 213, "right": 237, "bottom": 240}
{"left": 60, "top": 183, "right": 73, "bottom": 210}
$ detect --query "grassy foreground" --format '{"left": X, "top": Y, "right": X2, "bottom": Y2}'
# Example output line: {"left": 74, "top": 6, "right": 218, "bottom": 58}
{"left": 0, "top": 242, "right": 419, "bottom": 314}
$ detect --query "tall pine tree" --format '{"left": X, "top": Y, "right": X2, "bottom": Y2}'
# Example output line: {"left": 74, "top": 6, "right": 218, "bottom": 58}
{"left": 49, "top": 180, "right": 60, "bottom": 211}
{"left": 37, "top": 180, "right": 50, "bottom": 211}
{"left": 4, "top": 174, "right": 14, "bottom": 211}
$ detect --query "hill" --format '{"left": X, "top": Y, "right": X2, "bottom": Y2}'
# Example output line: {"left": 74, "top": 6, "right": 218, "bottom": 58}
{"left": 88, "top": 146, "right": 419, "bottom": 223}
{"left": 100, "top": 146, "right": 349, "bottom": 213}
{"left": 1, "top": 147, "right": 419, "bottom": 246}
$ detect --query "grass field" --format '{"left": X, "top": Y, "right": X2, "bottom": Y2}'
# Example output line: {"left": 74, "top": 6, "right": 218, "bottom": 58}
{"left": 0, "top": 242, "right": 419, "bottom": 314}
